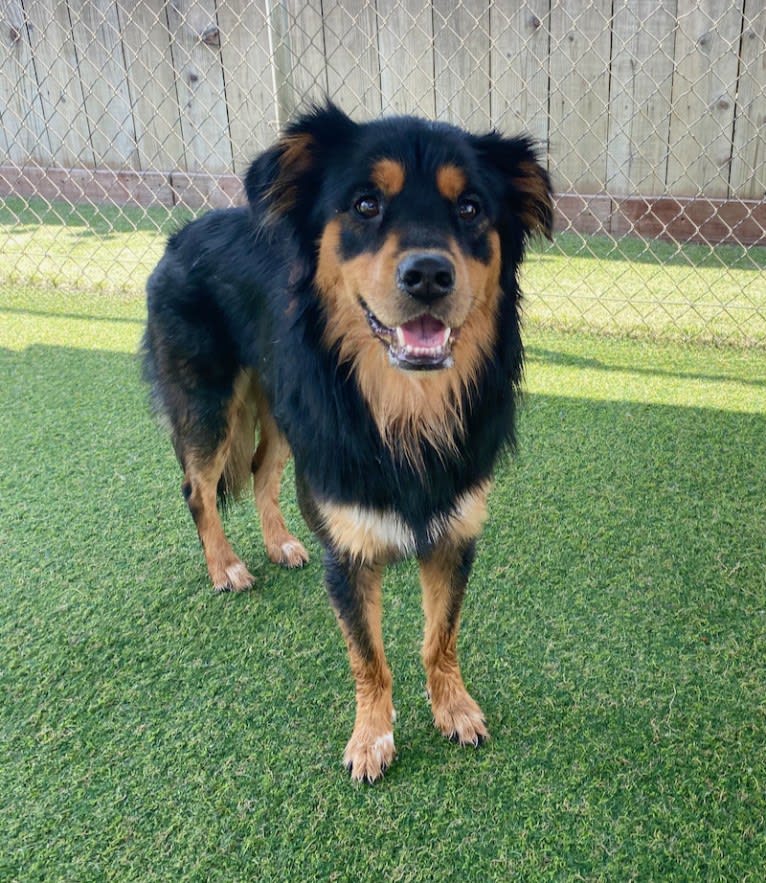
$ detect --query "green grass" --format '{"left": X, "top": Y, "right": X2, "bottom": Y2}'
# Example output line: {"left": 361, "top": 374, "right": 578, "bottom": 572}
{"left": 1, "top": 284, "right": 765, "bottom": 881}
{"left": 0, "top": 196, "right": 194, "bottom": 293}
{"left": 524, "top": 232, "right": 766, "bottom": 346}
{"left": 2, "top": 196, "right": 766, "bottom": 345}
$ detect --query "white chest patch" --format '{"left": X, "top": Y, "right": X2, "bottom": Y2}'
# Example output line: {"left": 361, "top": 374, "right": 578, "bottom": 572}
{"left": 322, "top": 504, "right": 417, "bottom": 560}
{"left": 318, "top": 482, "right": 490, "bottom": 561}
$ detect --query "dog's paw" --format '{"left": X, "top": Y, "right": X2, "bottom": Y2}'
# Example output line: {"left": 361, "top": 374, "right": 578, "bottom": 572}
{"left": 267, "top": 536, "right": 309, "bottom": 569}
{"left": 211, "top": 559, "right": 254, "bottom": 593}
{"left": 343, "top": 729, "right": 396, "bottom": 783}
{"left": 431, "top": 690, "right": 489, "bottom": 747}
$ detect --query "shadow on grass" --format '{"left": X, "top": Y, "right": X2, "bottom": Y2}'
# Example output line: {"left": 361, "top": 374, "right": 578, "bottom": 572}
{"left": 3, "top": 342, "right": 765, "bottom": 674}
{"left": 0, "top": 305, "right": 145, "bottom": 325}
{"left": 526, "top": 346, "right": 766, "bottom": 388}
{"left": 535, "top": 230, "right": 766, "bottom": 271}
{"left": 1, "top": 194, "right": 198, "bottom": 236}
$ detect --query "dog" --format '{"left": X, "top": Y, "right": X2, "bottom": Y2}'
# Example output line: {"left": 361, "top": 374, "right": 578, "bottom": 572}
{"left": 143, "top": 102, "right": 552, "bottom": 782}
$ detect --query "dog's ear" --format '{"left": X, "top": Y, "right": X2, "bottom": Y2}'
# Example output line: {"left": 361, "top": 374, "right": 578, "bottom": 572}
{"left": 472, "top": 132, "right": 554, "bottom": 240}
{"left": 245, "top": 102, "right": 357, "bottom": 233}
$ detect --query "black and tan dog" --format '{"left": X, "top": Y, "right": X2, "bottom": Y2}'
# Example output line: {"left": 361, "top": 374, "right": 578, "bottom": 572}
{"left": 143, "top": 103, "right": 552, "bottom": 782}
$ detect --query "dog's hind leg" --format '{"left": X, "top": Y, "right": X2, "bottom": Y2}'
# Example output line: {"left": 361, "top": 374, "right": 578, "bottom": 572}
{"left": 252, "top": 384, "right": 309, "bottom": 568}
{"left": 183, "top": 447, "right": 255, "bottom": 592}
{"left": 179, "top": 373, "right": 257, "bottom": 593}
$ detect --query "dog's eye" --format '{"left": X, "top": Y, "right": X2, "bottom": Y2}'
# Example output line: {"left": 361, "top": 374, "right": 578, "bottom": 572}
{"left": 354, "top": 195, "right": 381, "bottom": 219}
{"left": 457, "top": 197, "right": 481, "bottom": 222}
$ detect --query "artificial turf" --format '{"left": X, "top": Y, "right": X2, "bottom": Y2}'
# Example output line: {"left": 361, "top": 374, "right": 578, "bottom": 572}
{"left": 1, "top": 282, "right": 764, "bottom": 881}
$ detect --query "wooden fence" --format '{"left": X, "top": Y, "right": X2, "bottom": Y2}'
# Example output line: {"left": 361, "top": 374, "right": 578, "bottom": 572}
{"left": 1, "top": 0, "right": 764, "bottom": 240}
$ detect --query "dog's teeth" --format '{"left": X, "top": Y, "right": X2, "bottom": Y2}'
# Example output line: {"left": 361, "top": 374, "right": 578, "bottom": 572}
{"left": 396, "top": 326, "right": 406, "bottom": 347}
{"left": 411, "top": 345, "right": 446, "bottom": 358}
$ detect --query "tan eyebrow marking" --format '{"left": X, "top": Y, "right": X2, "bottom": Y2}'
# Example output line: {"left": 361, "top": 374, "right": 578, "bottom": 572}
{"left": 436, "top": 164, "right": 467, "bottom": 201}
{"left": 371, "top": 158, "right": 406, "bottom": 197}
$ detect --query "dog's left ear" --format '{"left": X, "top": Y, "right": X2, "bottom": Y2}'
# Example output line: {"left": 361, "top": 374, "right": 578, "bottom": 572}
{"left": 472, "top": 133, "right": 554, "bottom": 240}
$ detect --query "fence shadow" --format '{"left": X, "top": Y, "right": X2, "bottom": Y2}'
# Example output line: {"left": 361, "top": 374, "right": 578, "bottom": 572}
{"left": 526, "top": 346, "right": 766, "bottom": 389}
{"left": 538, "top": 232, "right": 766, "bottom": 271}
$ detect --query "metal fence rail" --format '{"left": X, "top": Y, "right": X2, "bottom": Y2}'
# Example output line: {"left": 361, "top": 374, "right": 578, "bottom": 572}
{"left": 1, "top": 1, "right": 765, "bottom": 344}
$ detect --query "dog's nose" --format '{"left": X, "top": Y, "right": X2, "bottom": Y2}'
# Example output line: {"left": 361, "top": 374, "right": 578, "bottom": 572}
{"left": 397, "top": 253, "right": 455, "bottom": 303}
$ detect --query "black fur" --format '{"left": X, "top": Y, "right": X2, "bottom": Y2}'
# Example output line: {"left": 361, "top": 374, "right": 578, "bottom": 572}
{"left": 323, "top": 551, "right": 377, "bottom": 662}
{"left": 143, "top": 102, "right": 553, "bottom": 779}
{"left": 144, "top": 104, "right": 550, "bottom": 542}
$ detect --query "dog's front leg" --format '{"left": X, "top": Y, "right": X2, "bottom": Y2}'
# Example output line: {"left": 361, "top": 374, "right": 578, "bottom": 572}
{"left": 419, "top": 538, "right": 489, "bottom": 746}
{"left": 324, "top": 550, "right": 395, "bottom": 783}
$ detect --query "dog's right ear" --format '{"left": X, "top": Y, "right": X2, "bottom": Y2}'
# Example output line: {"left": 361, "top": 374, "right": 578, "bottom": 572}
{"left": 245, "top": 102, "right": 357, "bottom": 235}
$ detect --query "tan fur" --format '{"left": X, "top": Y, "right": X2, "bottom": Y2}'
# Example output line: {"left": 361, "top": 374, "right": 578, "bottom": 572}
{"left": 319, "top": 503, "right": 416, "bottom": 563}
{"left": 425, "top": 481, "right": 491, "bottom": 547}
{"left": 514, "top": 159, "right": 554, "bottom": 237}
{"left": 182, "top": 370, "right": 307, "bottom": 588}
{"left": 221, "top": 370, "right": 259, "bottom": 499}
{"left": 420, "top": 543, "right": 489, "bottom": 745}
{"left": 436, "top": 164, "right": 468, "bottom": 201}
{"left": 251, "top": 382, "right": 309, "bottom": 568}
{"left": 317, "top": 481, "right": 491, "bottom": 564}
{"left": 316, "top": 220, "right": 503, "bottom": 470}
{"left": 371, "top": 158, "right": 405, "bottom": 197}
{"left": 185, "top": 450, "right": 254, "bottom": 593}
{"left": 336, "top": 563, "right": 396, "bottom": 782}
{"left": 265, "top": 132, "right": 314, "bottom": 219}
{"left": 183, "top": 371, "right": 259, "bottom": 590}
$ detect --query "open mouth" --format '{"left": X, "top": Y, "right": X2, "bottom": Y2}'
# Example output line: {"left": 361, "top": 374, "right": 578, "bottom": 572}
{"left": 362, "top": 302, "right": 454, "bottom": 370}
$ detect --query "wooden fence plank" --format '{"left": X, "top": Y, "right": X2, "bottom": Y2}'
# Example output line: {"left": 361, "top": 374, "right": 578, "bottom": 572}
{"left": 17, "top": 0, "right": 92, "bottom": 167}
{"left": 218, "top": 0, "right": 277, "bottom": 171}
{"left": 266, "top": 0, "right": 291, "bottom": 123}
{"left": 549, "top": 0, "right": 612, "bottom": 193}
{"left": 729, "top": 1, "right": 766, "bottom": 199}
{"left": 0, "top": 0, "right": 51, "bottom": 163}
{"left": 2, "top": 1, "right": 765, "bottom": 215}
{"left": 666, "top": 0, "right": 741, "bottom": 197}
{"left": 166, "top": 0, "right": 232, "bottom": 173}
{"left": 67, "top": 0, "right": 137, "bottom": 168}
{"left": 377, "top": 0, "right": 435, "bottom": 117}
{"left": 321, "top": 0, "right": 381, "bottom": 119}
{"left": 490, "top": 1, "right": 550, "bottom": 144}
{"left": 275, "top": 0, "right": 327, "bottom": 121}
{"left": 117, "top": 0, "right": 185, "bottom": 172}
{"left": 433, "top": 0, "right": 491, "bottom": 130}
{"left": 607, "top": 0, "right": 676, "bottom": 196}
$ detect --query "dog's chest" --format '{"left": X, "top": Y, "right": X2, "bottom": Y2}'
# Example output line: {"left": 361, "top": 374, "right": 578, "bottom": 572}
{"left": 316, "top": 482, "right": 490, "bottom": 561}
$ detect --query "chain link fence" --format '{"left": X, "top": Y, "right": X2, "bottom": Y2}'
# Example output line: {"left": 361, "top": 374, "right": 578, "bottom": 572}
{"left": 1, "top": 1, "right": 765, "bottom": 344}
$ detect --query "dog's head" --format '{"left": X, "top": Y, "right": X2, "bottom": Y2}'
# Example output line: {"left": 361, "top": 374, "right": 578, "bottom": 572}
{"left": 247, "top": 103, "right": 552, "bottom": 369}
{"left": 246, "top": 103, "right": 552, "bottom": 458}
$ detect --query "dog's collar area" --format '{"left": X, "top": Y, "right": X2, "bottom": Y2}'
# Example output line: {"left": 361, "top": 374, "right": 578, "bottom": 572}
{"left": 360, "top": 299, "right": 454, "bottom": 371}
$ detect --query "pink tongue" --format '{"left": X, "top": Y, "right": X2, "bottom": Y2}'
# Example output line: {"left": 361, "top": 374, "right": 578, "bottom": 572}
{"left": 399, "top": 315, "right": 446, "bottom": 348}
